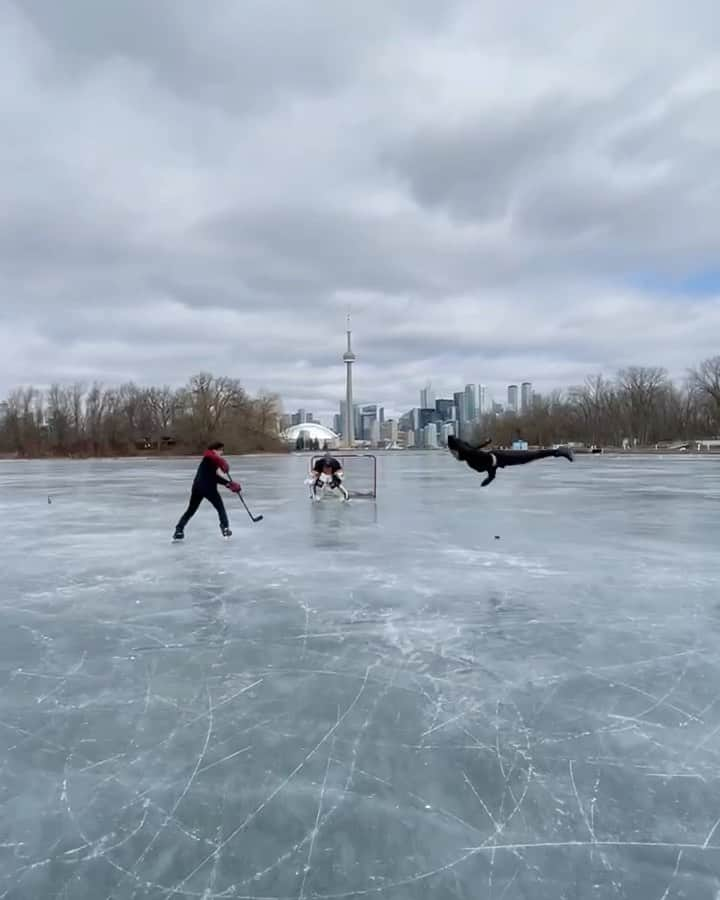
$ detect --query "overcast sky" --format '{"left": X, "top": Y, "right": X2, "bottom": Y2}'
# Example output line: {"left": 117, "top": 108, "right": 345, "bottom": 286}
{"left": 1, "top": 1, "right": 719, "bottom": 419}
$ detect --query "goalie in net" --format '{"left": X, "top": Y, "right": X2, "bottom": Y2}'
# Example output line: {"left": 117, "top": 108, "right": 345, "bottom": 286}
{"left": 308, "top": 453, "right": 377, "bottom": 501}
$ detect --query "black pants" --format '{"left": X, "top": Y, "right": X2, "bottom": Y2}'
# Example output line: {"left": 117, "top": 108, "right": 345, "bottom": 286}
{"left": 176, "top": 489, "right": 229, "bottom": 531}
{"left": 493, "top": 449, "right": 561, "bottom": 468}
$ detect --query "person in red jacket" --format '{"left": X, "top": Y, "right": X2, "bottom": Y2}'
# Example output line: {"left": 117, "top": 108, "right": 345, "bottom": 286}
{"left": 173, "top": 441, "right": 241, "bottom": 540}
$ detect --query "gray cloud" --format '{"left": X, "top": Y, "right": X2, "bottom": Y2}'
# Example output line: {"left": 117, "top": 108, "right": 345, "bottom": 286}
{"left": 1, "top": 0, "right": 720, "bottom": 420}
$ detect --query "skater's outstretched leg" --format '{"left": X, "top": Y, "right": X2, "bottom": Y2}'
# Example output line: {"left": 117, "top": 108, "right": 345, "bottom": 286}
{"left": 493, "top": 447, "right": 575, "bottom": 467}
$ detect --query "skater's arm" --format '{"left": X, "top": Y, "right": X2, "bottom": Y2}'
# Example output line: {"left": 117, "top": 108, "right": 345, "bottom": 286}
{"left": 218, "top": 469, "right": 241, "bottom": 492}
{"left": 471, "top": 437, "right": 492, "bottom": 450}
{"left": 480, "top": 467, "right": 497, "bottom": 487}
{"left": 462, "top": 448, "right": 498, "bottom": 486}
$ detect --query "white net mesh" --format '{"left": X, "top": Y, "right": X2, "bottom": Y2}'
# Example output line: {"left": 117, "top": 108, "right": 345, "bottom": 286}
{"left": 311, "top": 454, "right": 377, "bottom": 498}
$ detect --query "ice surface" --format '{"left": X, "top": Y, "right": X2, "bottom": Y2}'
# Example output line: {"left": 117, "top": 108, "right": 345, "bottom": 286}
{"left": 1, "top": 452, "right": 720, "bottom": 899}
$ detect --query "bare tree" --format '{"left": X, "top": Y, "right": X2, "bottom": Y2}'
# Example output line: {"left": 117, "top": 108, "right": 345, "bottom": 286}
{"left": 69, "top": 383, "right": 85, "bottom": 447}
{"left": 689, "top": 356, "right": 720, "bottom": 434}
{"left": 615, "top": 366, "right": 671, "bottom": 446}
{"left": 85, "top": 383, "right": 107, "bottom": 454}
{"left": 47, "top": 384, "right": 72, "bottom": 452}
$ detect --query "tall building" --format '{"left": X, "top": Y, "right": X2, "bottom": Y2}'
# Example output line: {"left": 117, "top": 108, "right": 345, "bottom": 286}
{"left": 420, "top": 383, "right": 435, "bottom": 410}
{"left": 357, "top": 403, "right": 383, "bottom": 441}
{"left": 406, "top": 429, "right": 416, "bottom": 449}
{"left": 369, "top": 419, "right": 381, "bottom": 446}
{"left": 423, "top": 422, "right": 439, "bottom": 449}
{"left": 452, "top": 391, "right": 467, "bottom": 438}
{"left": 478, "top": 384, "right": 488, "bottom": 415}
{"left": 435, "top": 399, "right": 455, "bottom": 421}
{"left": 333, "top": 413, "right": 343, "bottom": 436}
{"left": 464, "top": 384, "right": 477, "bottom": 422}
{"left": 382, "top": 419, "right": 399, "bottom": 445}
{"left": 342, "top": 314, "right": 356, "bottom": 446}
{"left": 414, "top": 407, "right": 435, "bottom": 432}
{"left": 521, "top": 382, "right": 533, "bottom": 413}
{"left": 399, "top": 410, "right": 414, "bottom": 432}
{"left": 453, "top": 391, "right": 466, "bottom": 424}
{"left": 439, "top": 422, "right": 455, "bottom": 446}
{"left": 507, "top": 384, "right": 519, "bottom": 413}
{"left": 291, "top": 408, "right": 307, "bottom": 426}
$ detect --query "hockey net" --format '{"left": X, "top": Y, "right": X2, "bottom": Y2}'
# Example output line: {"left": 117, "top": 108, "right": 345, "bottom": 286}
{"left": 311, "top": 454, "right": 377, "bottom": 498}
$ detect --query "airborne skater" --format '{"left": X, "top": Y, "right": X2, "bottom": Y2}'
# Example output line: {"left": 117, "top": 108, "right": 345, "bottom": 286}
{"left": 309, "top": 452, "right": 349, "bottom": 501}
{"left": 447, "top": 435, "right": 574, "bottom": 486}
{"left": 173, "top": 441, "right": 241, "bottom": 540}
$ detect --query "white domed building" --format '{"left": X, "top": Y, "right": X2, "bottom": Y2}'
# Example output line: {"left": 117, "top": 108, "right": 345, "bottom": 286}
{"left": 281, "top": 422, "right": 339, "bottom": 450}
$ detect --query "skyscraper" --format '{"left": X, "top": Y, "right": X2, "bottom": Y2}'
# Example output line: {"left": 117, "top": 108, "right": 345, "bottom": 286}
{"left": 359, "top": 404, "right": 383, "bottom": 442}
{"left": 521, "top": 382, "right": 533, "bottom": 413}
{"left": 423, "top": 422, "right": 439, "bottom": 449}
{"left": 435, "top": 399, "right": 454, "bottom": 421}
{"left": 464, "top": 384, "right": 477, "bottom": 422}
{"left": 420, "top": 383, "right": 435, "bottom": 410}
{"left": 342, "top": 314, "right": 356, "bottom": 447}
{"left": 478, "top": 384, "right": 488, "bottom": 415}
{"left": 382, "top": 419, "right": 399, "bottom": 445}
{"left": 507, "top": 385, "right": 519, "bottom": 413}
{"left": 453, "top": 391, "right": 467, "bottom": 433}
{"left": 439, "top": 422, "right": 455, "bottom": 446}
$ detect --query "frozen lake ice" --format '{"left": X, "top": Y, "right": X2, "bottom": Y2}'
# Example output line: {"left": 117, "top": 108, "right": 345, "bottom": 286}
{"left": 1, "top": 451, "right": 720, "bottom": 899}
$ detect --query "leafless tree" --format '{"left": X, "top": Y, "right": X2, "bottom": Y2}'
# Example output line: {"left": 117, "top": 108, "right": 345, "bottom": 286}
{"left": 689, "top": 356, "right": 720, "bottom": 434}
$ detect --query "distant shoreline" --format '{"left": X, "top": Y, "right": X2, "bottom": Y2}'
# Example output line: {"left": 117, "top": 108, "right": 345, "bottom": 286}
{"left": 1, "top": 448, "right": 718, "bottom": 462}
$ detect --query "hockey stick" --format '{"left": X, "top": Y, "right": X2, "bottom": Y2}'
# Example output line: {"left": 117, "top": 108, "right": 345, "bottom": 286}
{"left": 237, "top": 492, "right": 263, "bottom": 523}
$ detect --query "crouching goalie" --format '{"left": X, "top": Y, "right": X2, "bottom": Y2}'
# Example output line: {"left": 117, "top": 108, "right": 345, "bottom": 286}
{"left": 309, "top": 453, "right": 350, "bottom": 501}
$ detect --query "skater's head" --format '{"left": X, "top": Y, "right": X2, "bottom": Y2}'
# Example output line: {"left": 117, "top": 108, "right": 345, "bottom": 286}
{"left": 207, "top": 440, "right": 225, "bottom": 456}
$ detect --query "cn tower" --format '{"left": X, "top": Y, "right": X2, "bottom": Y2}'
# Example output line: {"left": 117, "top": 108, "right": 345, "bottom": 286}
{"left": 342, "top": 314, "right": 356, "bottom": 447}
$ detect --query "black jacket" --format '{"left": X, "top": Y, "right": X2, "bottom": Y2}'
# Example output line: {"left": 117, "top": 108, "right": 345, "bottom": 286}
{"left": 193, "top": 456, "right": 232, "bottom": 494}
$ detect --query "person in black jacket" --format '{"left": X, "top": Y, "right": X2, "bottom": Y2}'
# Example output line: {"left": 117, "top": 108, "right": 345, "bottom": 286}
{"left": 448, "top": 435, "right": 574, "bottom": 486}
{"left": 173, "top": 441, "right": 241, "bottom": 540}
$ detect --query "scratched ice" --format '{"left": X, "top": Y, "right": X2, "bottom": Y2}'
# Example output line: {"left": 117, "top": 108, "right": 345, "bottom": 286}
{"left": 1, "top": 453, "right": 720, "bottom": 899}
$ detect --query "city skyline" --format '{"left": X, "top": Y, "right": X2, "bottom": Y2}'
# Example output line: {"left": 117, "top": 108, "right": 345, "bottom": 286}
{"left": 282, "top": 324, "right": 533, "bottom": 428}
{"left": 286, "top": 374, "right": 534, "bottom": 430}
{"left": 284, "top": 370, "right": 532, "bottom": 450}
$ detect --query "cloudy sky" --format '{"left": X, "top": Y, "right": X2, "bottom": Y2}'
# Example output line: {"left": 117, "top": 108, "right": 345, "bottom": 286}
{"left": 1, "top": 0, "right": 719, "bottom": 419}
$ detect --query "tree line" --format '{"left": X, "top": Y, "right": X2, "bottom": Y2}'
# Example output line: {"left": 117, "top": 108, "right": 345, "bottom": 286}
{"left": 471, "top": 358, "right": 720, "bottom": 448}
{"left": 0, "top": 373, "right": 286, "bottom": 457}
